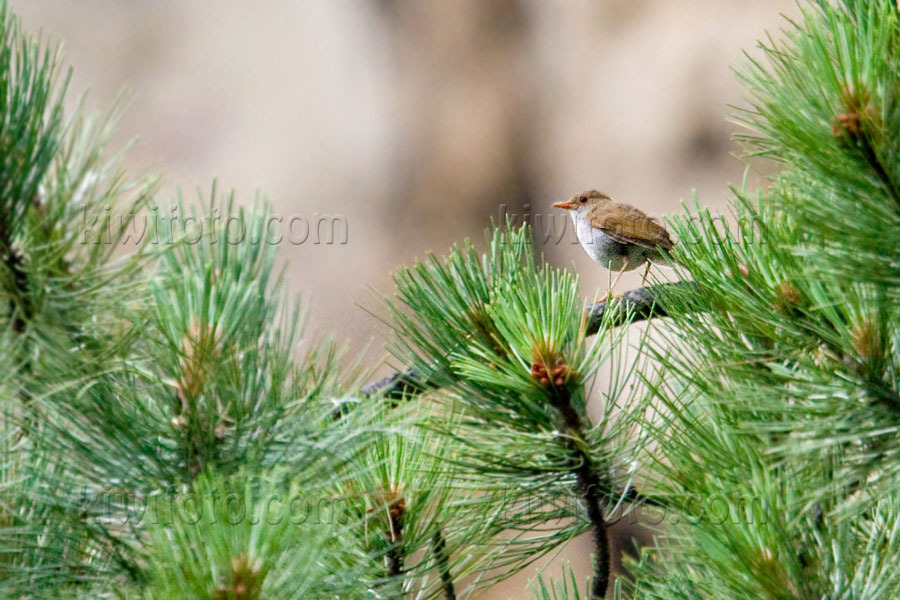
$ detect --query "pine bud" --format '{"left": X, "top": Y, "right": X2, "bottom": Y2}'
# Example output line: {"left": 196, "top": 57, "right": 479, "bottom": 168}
{"left": 530, "top": 354, "right": 570, "bottom": 389}
{"left": 176, "top": 320, "right": 224, "bottom": 405}
{"left": 388, "top": 495, "right": 406, "bottom": 523}
{"left": 851, "top": 315, "right": 883, "bottom": 365}
{"left": 831, "top": 84, "right": 880, "bottom": 145}
{"left": 213, "top": 552, "right": 262, "bottom": 600}
{"left": 772, "top": 280, "right": 806, "bottom": 316}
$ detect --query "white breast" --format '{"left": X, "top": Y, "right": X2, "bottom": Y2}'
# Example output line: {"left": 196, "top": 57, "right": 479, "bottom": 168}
{"left": 572, "top": 212, "right": 647, "bottom": 272}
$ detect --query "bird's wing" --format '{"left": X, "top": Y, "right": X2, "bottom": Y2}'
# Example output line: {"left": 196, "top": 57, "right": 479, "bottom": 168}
{"left": 588, "top": 203, "right": 674, "bottom": 251}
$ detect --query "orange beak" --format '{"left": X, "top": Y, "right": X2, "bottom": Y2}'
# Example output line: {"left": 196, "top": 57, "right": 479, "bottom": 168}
{"left": 553, "top": 201, "right": 575, "bottom": 210}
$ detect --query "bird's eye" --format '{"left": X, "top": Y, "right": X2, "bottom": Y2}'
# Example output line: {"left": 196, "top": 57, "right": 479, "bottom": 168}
{"left": 580, "top": 197, "right": 587, "bottom": 203}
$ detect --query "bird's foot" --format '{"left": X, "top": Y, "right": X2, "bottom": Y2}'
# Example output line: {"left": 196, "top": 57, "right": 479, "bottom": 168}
{"left": 598, "top": 290, "right": 622, "bottom": 303}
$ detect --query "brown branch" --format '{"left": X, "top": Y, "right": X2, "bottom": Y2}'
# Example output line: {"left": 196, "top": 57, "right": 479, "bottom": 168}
{"left": 2, "top": 227, "right": 35, "bottom": 434}
{"left": 386, "top": 497, "right": 405, "bottom": 579}
{"left": 4, "top": 245, "right": 29, "bottom": 334}
{"left": 0, "top": 212, "right": 32, "bottom": 336}
{"left": 360, "top": 368, "right": 431, "bottom": 401}
{"left": 858, "top": 134, "right": 900, "bottom": 209}
{"left": 621, "top": 484, "right": 666, "bottom": 509}
{"left": 549, "top": 386, "right": 609, "bottom": 599}
{"left": 431, "top": 529, "right": 456, "bottom": 600}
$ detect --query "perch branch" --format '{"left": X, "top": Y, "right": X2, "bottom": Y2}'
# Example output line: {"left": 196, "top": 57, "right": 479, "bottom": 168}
{"left": 362, "top": 281, "right": 697, "bottom": 400}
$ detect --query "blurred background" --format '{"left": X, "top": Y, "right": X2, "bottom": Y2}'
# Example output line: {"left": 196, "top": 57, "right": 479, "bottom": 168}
{"left": 15, "top": 1, "right": 794, "bottom": 596}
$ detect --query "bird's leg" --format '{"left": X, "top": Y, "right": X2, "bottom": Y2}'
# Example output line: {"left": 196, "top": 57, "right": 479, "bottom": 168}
{"left": 640, "top": 262, "right": 651, "bottom": 287}
{"left": 601, "top": 263, "right": 628, "bottom": 302}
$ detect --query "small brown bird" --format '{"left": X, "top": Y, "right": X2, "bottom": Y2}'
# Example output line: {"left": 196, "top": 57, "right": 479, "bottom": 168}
{"left": 554, "top": 190, "right": 674, "bottom": 298}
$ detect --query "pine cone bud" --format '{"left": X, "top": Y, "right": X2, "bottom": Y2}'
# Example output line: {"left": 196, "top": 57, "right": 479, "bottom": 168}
{"left": 851, "top": 315, "right": 883, "bottom": 364}
{"left": 831, "top": 84, "right": 880, "bottom": 145}
{"left": 388, "top": 495, "right": 407, "bottom": 522}
{"left": 176, "top": 320, "right": 224, "bottom": 405}
{"left": 773, "top": 280, "right": 806, "bottom": 316}
{"left": 530, "top": 355, "right": 569, "bottom": 388}
{"left": 213, "top": 552, "right": 262, "bottom": 600}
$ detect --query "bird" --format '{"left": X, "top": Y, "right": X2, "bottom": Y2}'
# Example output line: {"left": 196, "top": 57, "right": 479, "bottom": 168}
{"left": 553, "top": 190, "right": 674, "bottom": 299}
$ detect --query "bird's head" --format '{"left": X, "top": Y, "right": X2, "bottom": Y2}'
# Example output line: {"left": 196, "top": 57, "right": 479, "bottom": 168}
{"left": 553, "top": 190, "right": 611, "bottom": 215}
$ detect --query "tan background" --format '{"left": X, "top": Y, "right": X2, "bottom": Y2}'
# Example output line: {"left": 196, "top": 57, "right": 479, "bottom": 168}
{"left": 15, "top": 1, "right": 793, "bottom": 597}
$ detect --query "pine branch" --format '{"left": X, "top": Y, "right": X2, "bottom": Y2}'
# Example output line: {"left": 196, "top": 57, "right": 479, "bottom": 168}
{"left": 548, "top": 385, "right": 609, "bottom": 600}
{"left": 621, "top": 484, "right": 666, "bottom": 509}
{"left": 386, "top": 505, "right": 405, "bottom": 579}
{"left": 1, "top": 237, "right": 29, "bottom": 334}
{"left": 363, "top": 281, "right": 698, "bottom": 400}
{"left": 430, "top": 529, "right": 456, "bottom": 600}
{"left": 360, "top": 368, "right": 431, "bottom": 401}
{"left": 856, "top": 132, "right": 900, "bottom": 209}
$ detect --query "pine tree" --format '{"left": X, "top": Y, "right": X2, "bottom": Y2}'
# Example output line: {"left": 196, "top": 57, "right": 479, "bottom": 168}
{"left": 619, "top": 1, "right": 900, "bottom": 597}
{"left": 3, "top": 0, "right": 900, "bottom": 599}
